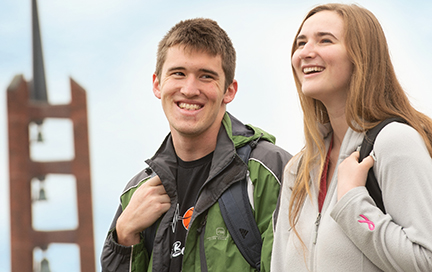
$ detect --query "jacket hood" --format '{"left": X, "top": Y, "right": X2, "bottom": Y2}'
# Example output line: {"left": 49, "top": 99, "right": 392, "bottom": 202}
{"left": 223, "top": 112, "right": 276, "bottom": 148}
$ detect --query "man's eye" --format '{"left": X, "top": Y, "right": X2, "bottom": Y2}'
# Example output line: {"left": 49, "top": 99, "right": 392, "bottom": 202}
{"left": 201, "top": 75, "right": 214, "bottom": 79}
{"left": 173, "top": 72, "right": 185, "bottom": 76}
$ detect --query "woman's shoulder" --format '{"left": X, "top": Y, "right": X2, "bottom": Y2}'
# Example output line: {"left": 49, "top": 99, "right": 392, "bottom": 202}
{"left": 375, "top": 121, "right": 426, "bottom": 156}
{"left": 376, "top": 121, "right": 419, "bottom": 141}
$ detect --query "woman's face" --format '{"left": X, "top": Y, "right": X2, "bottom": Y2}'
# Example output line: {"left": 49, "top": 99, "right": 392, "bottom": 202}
{"left": 292, "top": 10, "right": 353, "bottom": 108}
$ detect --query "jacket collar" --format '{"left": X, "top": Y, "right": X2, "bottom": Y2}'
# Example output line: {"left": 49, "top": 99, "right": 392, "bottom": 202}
{"left": 144, "top": 112, "right": 259, "bottom": 204}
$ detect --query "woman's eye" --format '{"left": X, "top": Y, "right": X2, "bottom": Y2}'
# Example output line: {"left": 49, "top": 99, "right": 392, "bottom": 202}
{"left": 321, "top": 39, "right": 332, "bottom": 44}
{"left": 297, "top": 41, "right": 306, "bottom": 47}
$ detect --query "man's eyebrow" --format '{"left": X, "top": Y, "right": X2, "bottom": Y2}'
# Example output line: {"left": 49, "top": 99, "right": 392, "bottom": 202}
{"left": 167, "top": 66, "right": 185, "bottom": 72}
{"left": 200, "top": 69, "right": 219, "bottom": 77}
{"left": 166, "top": 67, "right": 219, "bottom": 77}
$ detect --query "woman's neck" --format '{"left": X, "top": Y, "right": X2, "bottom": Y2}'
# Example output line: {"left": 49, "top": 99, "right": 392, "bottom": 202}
{"left": 327, "top": 104, "right": 348, "bottom": 149}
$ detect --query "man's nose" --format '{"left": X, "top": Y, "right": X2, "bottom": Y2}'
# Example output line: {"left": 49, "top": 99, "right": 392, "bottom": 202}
{"left": 180, "top": 76, "right": 200, "bottom": 97}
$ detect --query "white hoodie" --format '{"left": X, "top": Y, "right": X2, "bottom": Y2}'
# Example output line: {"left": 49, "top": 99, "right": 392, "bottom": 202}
{"left": 271, "top": 122, "right": 432, "bottom": 271}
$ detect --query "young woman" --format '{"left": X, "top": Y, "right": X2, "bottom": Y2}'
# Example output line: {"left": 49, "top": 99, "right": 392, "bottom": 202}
{"left": 271, "top": 3, "right": 432, "bottom": 271}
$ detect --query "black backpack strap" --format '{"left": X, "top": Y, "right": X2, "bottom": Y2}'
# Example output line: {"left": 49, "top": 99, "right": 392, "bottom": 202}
{"left": 218, "top": 138, "right": 262, "bottom": 271}
{"left": 359, "top": 117, "right": 406, "bottom": 213}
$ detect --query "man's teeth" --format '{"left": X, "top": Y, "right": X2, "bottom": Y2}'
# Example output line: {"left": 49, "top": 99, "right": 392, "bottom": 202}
{"left": 303, "top": 67, "right": 324, "bottom": 74}
{"left": 179, "top": 102, "right": 202, "bottom": 110}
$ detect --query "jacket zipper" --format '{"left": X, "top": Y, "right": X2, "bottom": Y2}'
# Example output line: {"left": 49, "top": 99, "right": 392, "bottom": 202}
{"left": 313, "top": 213, "right": 321, "bottom": 244}
{"left": 181, "top": 154, "right": 239, "bottom": 272}
{"left": 308, "top": 212, "right": 321, "bottom": 271}
{"left": 129, "top": 244, "right": 134, "bottom": 272}
{"left": 197, "top": 213, "right": 208, "bottom": 272}
{"left": 185, "top": 153, "right": 238, "bottom": 241}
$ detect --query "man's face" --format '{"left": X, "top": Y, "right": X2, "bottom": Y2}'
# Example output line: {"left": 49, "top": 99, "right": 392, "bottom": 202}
{"left": 153, "top": 45, "right": 237, "bottom": 141}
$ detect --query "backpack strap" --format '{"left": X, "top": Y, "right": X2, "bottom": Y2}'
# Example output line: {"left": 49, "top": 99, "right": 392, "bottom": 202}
{"left": 359, "top": 117, "right": 407, "bottom": 213}
{"left": 218, "top": 137, "right": 262, "bottom": 271}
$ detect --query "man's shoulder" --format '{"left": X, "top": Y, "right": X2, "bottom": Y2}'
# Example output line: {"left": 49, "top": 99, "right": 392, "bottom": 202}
{"left": 249, "top": 140, "right": 292, "bottom": 183}
{"left": 252, "top": 140, "right": 292, "bottom": 161}
{"left": 121, "top": 167, "right": 154, "bottom": 194}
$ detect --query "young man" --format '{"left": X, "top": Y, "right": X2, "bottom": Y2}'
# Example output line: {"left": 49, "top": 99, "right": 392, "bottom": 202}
{"left": 101, "top": 18, "right": 291, "bottom": 272}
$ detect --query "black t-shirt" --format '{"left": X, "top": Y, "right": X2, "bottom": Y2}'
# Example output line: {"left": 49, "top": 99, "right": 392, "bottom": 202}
{"left": 169, "top": 152, "right": 213, "bottom": 272}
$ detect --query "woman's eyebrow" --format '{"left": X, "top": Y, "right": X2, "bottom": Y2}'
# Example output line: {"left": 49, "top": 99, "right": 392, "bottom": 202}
{"left": 316, "top": 31, "right": 338, "bottom": 40}
{"left": 296, "top": 34, "right": 306, "bottom": 41}
{"left": 296, "top": 31, "right": 338, "bottom": 41}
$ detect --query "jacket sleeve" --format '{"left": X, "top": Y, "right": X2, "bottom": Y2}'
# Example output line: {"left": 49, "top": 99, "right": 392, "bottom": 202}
{"left": 331, "top": 123, "right": 432, "bottom": 271}
{"left": 100, "top": 205, "right": 150, "bottom": 271}
{"left": 101, "top": 169, "right": 156, "bottom": 271}
{"left": 101, "top": 205, "right": 133, "bottom": 272}
{"left": 249, "top": 141, "right": 292, "bottom": 272}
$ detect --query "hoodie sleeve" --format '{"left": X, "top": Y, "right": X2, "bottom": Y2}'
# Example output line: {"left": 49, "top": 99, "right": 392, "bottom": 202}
{"left": 331, "top": 123, "right": 432, "bottom": 271}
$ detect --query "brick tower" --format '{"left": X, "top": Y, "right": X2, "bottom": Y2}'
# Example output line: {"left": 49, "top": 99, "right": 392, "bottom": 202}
{"left": 7, "top": 0, "right": 96, "bottom": 271}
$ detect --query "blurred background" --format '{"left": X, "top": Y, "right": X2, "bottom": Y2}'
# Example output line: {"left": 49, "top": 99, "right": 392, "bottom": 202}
{"left": 1, "top": 0, "right": 431, "bottom": 271}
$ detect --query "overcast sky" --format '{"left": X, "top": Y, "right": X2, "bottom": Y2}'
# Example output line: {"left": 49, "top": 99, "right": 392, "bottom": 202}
{"left": 1, "top": 0, "right": 431, "bottom": 271}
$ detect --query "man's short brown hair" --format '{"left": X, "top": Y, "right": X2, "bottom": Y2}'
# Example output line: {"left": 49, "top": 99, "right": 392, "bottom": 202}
{"left": 155, "top": 18, "right": 236, "bottom": 91}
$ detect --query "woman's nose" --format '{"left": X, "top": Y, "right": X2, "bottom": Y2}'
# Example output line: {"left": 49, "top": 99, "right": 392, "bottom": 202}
{"left": 298, "top": 42, "right": 316, "bottom": 60}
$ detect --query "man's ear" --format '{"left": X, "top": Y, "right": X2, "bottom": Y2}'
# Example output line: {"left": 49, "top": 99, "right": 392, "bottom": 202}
{"left": 223, "top": 79, "right": 238, "bottom": 104}
{"left": 152, "top": 73, "right": 161, "bottom": 99}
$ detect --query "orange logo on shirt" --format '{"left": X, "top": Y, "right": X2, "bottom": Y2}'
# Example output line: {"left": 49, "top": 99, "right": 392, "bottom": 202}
{"left": 182, "top": 207, "right": 194, "bottom": 230}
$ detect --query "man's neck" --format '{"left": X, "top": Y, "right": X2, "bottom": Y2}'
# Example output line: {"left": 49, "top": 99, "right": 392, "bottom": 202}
{"left": 172, "top": 126, "right": 220, "bottom": 162}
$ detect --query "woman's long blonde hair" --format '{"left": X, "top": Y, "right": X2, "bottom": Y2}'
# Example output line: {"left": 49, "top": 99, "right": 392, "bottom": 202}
{"left": 289, "top": 3, "right": 432, "bottom": 244}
